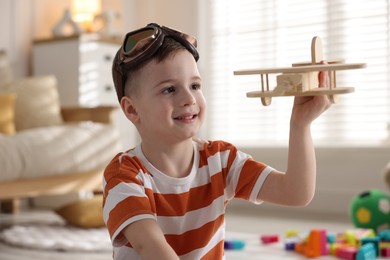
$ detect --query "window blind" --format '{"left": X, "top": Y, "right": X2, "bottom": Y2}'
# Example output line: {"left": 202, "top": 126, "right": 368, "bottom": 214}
{"left": 201, "top": 0, "right": 390, "bottom": 146}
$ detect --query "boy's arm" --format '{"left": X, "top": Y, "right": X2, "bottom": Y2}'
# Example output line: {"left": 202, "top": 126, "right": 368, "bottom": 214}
{"left": 123, "top": 219, "right": 179, "bottom": 260}
{"left": 257, "top": 71, "right": 331, "bottom": 206}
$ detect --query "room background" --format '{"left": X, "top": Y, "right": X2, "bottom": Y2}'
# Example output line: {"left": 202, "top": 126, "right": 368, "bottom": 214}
{"left": 0, "top": 0, "right": 388, "bottom": 218}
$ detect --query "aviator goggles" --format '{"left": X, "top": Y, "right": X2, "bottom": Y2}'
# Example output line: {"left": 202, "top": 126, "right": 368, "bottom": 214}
{"left": 113, "top": 23, "right": 199, "bottom": 101}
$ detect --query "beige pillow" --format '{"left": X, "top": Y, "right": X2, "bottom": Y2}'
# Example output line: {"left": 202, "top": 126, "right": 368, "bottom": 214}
{"left": 55, "top": 195, "right": 105, "bottom": 228}
{"left": 0, "top": 75, "right": 63, "bottom": 131}
{"left": 0, "top": 94, "right": 16, "bottom": 135}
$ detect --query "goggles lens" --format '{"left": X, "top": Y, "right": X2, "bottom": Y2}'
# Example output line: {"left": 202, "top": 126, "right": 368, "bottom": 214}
{"left": 124, "top": 28, "right": 156, "bottom": 53}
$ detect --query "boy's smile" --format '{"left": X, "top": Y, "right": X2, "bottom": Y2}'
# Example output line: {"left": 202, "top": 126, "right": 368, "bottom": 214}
{"left": 123, "top": 49, "right": 206, "bottom": 145}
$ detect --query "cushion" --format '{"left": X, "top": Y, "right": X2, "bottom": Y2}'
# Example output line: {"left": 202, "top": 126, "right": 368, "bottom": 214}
{"left": 55, "top": 195, "right": 105, "bottom": 228}
{"left": 0, "top": 94, "right": 16, "bottom": 135}
{"left": 0, "top": 50, "right": 13, "bottom": 87}
{"left": 0, "top": 122, "right": 120, "bottom": 182}
{"left": 0, "top": 75, "right": 63, "bottom": 131}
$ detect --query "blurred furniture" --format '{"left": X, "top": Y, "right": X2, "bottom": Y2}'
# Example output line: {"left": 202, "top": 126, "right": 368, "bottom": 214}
{"left": 32, "top": 33, "right": 120, "bottom": 107}
{"left": 0, "top": 51, "right": 120, "bottom": 213}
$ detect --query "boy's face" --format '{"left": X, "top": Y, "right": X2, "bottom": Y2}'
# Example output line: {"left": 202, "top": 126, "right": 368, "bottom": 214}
{"left": 122, "top": 50, "right": 206, "bottom": 144}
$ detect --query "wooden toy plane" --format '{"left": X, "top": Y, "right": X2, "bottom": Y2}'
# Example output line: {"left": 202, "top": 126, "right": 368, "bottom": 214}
{"left": 233, "top": 36, "right": 366, "bottom": 106}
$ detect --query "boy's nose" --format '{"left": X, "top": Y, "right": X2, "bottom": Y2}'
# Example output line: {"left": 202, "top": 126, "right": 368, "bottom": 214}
{"left": 182, "top": 90, "right": 196, "bottom": 106}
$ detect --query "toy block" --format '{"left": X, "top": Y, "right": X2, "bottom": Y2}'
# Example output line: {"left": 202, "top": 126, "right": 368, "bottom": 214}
{"left": 224, "top": 239, "right": 245, "bottom": 250}
{"left": 330, "top": 243, "right": 347, "bottom": 256}
{"left": 327, "top": 233, "right": 336, "bottom": 244}
{"left": 285, "top": 229, "right": 300, "bottom": 238}
{"left": 379, "top": 229, "right": 390, "bottom": 241}
{"left": 260, "top": 234, "right": 279, "bottom": 244}
{"left": 304, "top": 229, "right": 327, "bottom": 257}
{"left": 381, "top": 242, "right": 390, "bottom": 248}
{"left": 295, "top": 242, "right": 306, "bottom": 255}
{"left": 284, "top": 239, "right": 296, "bottom": 251}
{"left": 356, "top": 243, "right": 377, "bottom": 260}
{"left": 381, "top": 247, "right": 390, "bottom": 257}
{"left": 335, "top": 245, "right": 358, "bottom": 260}
{"left": 361, "top": 237, "right": 380, "bottom": 256}
{"left": 345, "top": 229, "right": 358, "bottom": 246}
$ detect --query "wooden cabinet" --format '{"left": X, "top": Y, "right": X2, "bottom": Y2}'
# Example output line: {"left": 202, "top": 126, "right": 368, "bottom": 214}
{"left": 32, "top": 34, "right": 120, "bottom": 107}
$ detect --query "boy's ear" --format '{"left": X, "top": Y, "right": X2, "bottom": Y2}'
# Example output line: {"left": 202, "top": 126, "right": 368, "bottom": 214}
{"left": 120, "top": 96, "right": 140, "bottom": 124}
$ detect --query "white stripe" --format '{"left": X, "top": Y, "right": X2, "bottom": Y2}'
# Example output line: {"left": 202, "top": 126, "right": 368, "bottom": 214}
{"left": 103, "top": 180, "right": 147, "bottom": 222}
{"left": 157, "top": 195, "right": 226, "bottom": 235}
{"left": 102, "top": 176, "right": 107, "bottom": 196}
{"left": 113, "top": 245, "right": 140, "bottom": 260}
{"left": 225, "top": 150, "right": 251, "bottom": 200}
{"left": 138, "top": 166, "right": 214, "bottom": 195}
{"left": 206, "top": 150, "right": 231, "bottom": 175}
{"left": 249, "top": 166, "right": 274, "bottom": 204}
{"left": 179, "top": 221, "right": 226, "bottom": 259}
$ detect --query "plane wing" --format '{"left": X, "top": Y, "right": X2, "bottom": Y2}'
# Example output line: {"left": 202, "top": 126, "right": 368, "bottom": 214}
{"left": 234, "top": 63, "right": 366, "bottom": 76}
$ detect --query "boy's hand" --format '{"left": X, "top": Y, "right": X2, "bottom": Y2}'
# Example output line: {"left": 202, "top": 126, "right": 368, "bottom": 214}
{"left": 291, "top": 67, "right": 332, "bottom": 126}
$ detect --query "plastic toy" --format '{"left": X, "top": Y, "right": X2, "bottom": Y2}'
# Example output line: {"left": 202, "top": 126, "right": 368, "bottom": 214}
{"left": 280, "top": 227, "right": 390, "bottom": 258}
{"left": 382, "top": 247, "right": 390, "bottom": 257}
{"left": 356, "top": 243, "right": 377, "bottom": 260}
{"left": 224, "top": 239, "right": 245, "bottom": 250}
{"left": 379, "top": 229, "right": 390, "bottom": 241}
{"left": 234, "top": 36, "right": 366, "bottom": 106}
{"left": 361, "top": 237, "right": 380, "bottom": 256}
{"left": 335, "top": 245, "right": 357, "bottom": 260}
{"left": 350, "top": 189, "right": 390, "bottom": 232}
{"left": 260, "top": 234, "right": 279, "bottom": 244}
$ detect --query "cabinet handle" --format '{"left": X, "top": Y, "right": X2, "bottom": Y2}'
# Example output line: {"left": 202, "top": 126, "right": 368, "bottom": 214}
{"left": 105, "top": 85, "right": 113, "bottom": 92}
{"left": 104, "top": 55, "right": 112, "bottom": 61}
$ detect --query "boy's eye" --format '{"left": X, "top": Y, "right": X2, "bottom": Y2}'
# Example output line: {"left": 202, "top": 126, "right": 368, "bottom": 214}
{"left": 191, "top": 83, "right": 201, "bottom": 90}
{"left": 162, "top": 86, "right": 175, "bottom": 94}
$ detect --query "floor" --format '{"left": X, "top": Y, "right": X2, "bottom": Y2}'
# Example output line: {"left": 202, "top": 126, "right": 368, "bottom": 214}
{"left": 0, "top": 205, "right": 376, "bottom": 260}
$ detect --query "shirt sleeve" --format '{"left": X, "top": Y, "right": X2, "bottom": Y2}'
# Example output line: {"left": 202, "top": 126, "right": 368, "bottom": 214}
{"left": 103, "top": 153, "right": 156, "bottom": 246}
{"left": 223, "top": 143, "right": 273, "bottom": 204}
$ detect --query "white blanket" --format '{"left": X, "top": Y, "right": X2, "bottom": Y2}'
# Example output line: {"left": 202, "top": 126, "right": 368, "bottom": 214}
{"left": 0, "top": 122, "right": 120, "bottom": 181}
{"left": 0, "top": 224, "right": 112, "bottom": 252}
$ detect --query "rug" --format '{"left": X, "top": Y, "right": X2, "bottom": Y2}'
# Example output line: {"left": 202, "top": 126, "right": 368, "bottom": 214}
{"left": 0, "top": 224, "right": 112, "bottom": 252}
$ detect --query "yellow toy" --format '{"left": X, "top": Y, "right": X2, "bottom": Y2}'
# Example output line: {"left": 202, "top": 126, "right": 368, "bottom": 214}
{"left": 234, "top": 36, "right": 366, "bottom": 106}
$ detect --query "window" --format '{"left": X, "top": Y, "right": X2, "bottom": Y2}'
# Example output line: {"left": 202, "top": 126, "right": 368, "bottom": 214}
{"left": 200, "top": 0, "right": 390, "bottom": 146}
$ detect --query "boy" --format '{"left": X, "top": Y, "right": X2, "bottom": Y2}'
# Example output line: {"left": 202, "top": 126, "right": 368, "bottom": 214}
{"left": 103, "top": 23, "right": 331, "bottom": 259}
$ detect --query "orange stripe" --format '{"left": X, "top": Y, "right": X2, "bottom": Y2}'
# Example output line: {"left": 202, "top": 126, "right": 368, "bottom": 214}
{"left": 235, "top": 157, "right": 266, "bottom": 199}
{"left": 106, "top": 196, "right": 154, "bottom": 237}
{"left": 198, "top": 141, "right": 236, "bottom": 168}
{"left": 152, "top": 172, "right": 225, "bottom": 216}
{"left": 165, "top": 214, "right": 225, "bottom": 255}
{"left": 103, "top": 154, "right": 152, "bottom": 206}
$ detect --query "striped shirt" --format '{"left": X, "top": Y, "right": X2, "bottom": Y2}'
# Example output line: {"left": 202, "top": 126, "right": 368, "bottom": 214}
{"left": 103, "top": 140, "right": 273, "bottom": 259}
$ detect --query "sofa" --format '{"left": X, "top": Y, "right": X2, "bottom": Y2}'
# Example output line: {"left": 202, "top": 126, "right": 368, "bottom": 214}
{"left": 0, "top": 50, "right": 121, "bottom": 212}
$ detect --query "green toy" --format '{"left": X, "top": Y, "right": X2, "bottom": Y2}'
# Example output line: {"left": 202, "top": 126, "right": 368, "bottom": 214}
{"left": 350, "top": 189, "right": 390, "bottom": 232}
